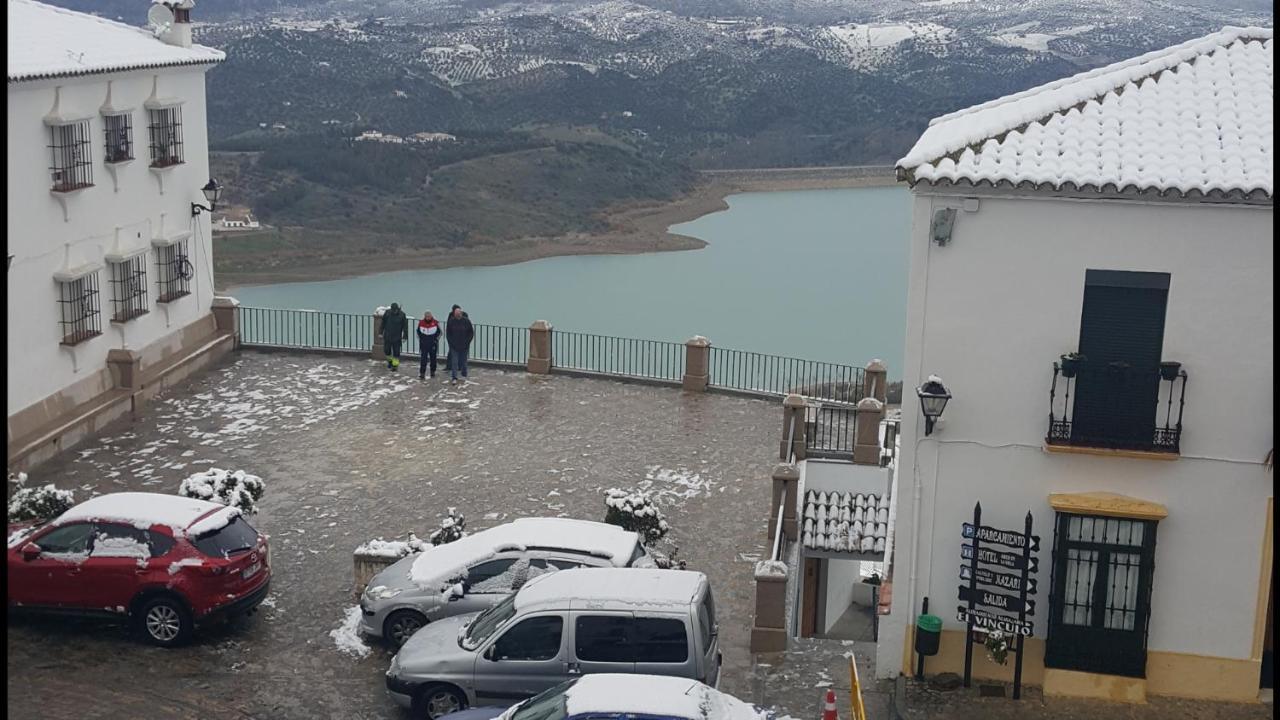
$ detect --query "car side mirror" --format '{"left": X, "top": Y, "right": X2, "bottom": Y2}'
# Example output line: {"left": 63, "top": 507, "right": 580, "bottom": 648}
{"left": 21, "top": 543, "right": 40, "bottom": 561}
{"left": 483, "top": 645, "right": 496, "bottom": 661}
{"left": 448, "top": 592, "right": 462, "bottom": 602}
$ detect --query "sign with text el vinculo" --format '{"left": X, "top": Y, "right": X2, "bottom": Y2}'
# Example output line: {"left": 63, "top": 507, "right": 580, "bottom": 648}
{"left": 957, "top": 502, "right": 1040, "bottom": 700}
{"left": 960, "top": 564, "right": 1038, "bottom": 594}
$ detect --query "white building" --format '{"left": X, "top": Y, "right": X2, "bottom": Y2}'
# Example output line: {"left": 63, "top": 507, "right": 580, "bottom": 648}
{"left": 7, "top": 0, "right": 236, "bottom": 470}
{"left": 880, "top": 26, "right": 1273, "bottom": 704}
{"left": 215, "top": 212, "right": 259, "bottom": 230}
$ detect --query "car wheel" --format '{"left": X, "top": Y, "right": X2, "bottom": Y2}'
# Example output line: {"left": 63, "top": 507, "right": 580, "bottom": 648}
{"left": 415, "top": 684, "right": 467, "bottom": 720}
{"left": 137, "top": 596, "right": 193, "bottom": 647}
{"left": 385, "top": 609, "right": 427, "bottom": 648}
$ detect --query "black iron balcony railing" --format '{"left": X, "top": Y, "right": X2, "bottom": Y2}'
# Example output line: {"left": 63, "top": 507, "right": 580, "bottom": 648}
{"left": 1047, "top": 358, "right": 1187, "bottom": 454}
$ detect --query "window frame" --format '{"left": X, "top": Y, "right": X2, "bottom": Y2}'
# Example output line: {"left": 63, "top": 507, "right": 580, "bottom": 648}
{"left": 34, "top": 522, "right": 95, "bottom": 555}
{"left": 103, "top": 112, "right": 134, "bottom": 164}
{"left": 108, "top": 253, "right": 149, "bottom": 322}
{"left": 57, "top": 271, "right": 103, "bottom": 346}
{"left": 147, "top": 106, "right": 184, "bottom": 168}
{"left": 49, "top": 119, "right": 94, "bottom": 192}
{"left": 490, "top": 614, "right": 565, "bottom": 662}
{"left": 155, "top": 239, "right": 192, "bottom": 303}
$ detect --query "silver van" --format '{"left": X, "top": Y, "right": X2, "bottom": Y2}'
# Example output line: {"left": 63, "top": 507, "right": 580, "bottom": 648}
{"left": 385, "top": 568, "right": 721, "bottom": 719}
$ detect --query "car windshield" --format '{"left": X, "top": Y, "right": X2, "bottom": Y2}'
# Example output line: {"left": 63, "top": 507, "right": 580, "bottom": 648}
{"left": 190, "top": 516, "right": 258, "bottom": 558}
{"left": 460, "top": 591, "right": 517, "bottom": 650}
{"left": 509, "top": 679, "right": 575, "bottom": 720}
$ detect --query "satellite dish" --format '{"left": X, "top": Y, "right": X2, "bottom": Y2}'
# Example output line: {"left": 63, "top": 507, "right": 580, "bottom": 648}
{"left": 147, "top": 3, "right": 173, "bottom": 36}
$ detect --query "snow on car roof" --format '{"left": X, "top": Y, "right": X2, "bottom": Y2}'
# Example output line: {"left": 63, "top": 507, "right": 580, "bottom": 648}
{"left": 53, "top": 492, "right": 224, "bottom": 535}
{"left": 516, "top": 568, "right": 705, "bottom": 611}
{"left": 563, "top": 674, "right": 760, "bottom": 720}
{"left": 409, "top": 517, "right": 641, "bottom": 589}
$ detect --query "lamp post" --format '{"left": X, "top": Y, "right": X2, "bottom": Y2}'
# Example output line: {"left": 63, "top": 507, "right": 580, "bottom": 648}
{"left": 190, "top": 178, "right": 223, "bottom": 217}
{"left": 916, "top": 375, "right": 951, "bottom": 436}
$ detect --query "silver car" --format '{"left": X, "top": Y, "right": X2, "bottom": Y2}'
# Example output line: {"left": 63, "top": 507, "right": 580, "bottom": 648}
{"left": 359, "top": 518, "right": 654, "bottom": 646}
{"left": 385, "top": 568, "right": 722, "bottom": 719}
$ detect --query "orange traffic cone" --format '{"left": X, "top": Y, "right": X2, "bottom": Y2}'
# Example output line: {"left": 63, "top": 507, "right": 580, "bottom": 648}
{"left": 821, "top": 688, "right": 838, "bottom": 720}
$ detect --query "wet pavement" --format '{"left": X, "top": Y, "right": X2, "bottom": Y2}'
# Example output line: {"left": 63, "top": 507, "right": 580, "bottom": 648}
{"left": 7, "top": 349, "right": 805, "bottom": 719}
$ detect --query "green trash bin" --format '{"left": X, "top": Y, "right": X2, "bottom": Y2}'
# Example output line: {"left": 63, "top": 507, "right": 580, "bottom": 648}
{"left": 915, "top": 613, "right": 942, "bottom": 656}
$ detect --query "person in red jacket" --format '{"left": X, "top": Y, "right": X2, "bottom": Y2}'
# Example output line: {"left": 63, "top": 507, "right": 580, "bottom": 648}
{"left": 416, "top": 310, "right": 441, "bottom": 379}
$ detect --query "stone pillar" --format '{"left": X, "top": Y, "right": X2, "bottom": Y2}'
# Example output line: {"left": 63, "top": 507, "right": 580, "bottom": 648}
{"left": 864, "top": 358, "right": 888, "bottom": 403}
{"left": 768, "top": 463, "right": 800, "bottom": 543}
{"left": 371, "top": 309, "right": 386, "bottom": 361}
{"left": 682, "top": 336, "right": 710, "bottom": 392}
{"left": 107, "top": 348, "right": 142, "bottom": 389}
{"left": 527, "top": 320, "right": 553, "bottom": 374}
{"left": 780, "top": 393, "right": 807, "bottom": 461}
{"left": 750, "top": 561, "right": 789, "bottom": 654}
{"left": 211, "top": 296, "right": 240, "bottom": 344}
{"left": 853, "top": 396, "right": 886, "bottom": 465}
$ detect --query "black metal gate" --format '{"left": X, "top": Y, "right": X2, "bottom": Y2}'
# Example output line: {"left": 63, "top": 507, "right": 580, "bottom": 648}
{"left": 1045, "top": 512, "right": 1157, "bottom": 678}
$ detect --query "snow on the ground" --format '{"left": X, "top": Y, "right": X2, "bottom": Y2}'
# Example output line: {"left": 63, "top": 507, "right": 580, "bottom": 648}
{"left": 330, "top": 606, "right": 371, "bottom": 658}
{"left": 640, "top": 466, "right": 713, "bottom": 504}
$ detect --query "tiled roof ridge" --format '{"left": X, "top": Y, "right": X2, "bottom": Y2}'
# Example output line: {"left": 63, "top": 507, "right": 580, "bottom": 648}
{"left": 898, "top": 26, "right": 1274, "bottom": 171}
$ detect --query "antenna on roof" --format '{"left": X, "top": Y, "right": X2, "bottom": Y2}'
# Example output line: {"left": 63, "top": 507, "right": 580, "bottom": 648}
{"left": 147, "top": 2, "right": 173, "bottom": 38}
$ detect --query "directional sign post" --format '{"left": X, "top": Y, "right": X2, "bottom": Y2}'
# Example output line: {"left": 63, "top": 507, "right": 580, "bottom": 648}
{"left": 958, "top": 504, "right": 1039, "bottom": 699}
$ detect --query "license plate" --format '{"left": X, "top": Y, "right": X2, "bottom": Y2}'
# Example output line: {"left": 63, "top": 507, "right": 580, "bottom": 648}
{"left": 242, "top": 561, "right": 262, "bottom": 580}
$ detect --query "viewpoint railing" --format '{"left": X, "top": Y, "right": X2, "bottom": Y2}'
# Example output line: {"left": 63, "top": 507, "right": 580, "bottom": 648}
{"left": 236, "top": 306, "right": 872, "bottom": 404}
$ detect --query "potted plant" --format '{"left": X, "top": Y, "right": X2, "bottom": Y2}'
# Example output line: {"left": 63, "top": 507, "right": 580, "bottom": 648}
{"left": 1059, "top": 352, "right": 1086, "bottom": 378}
{"left": 1159, "top": 361, "right": 1182, "bottom": 381}
{"left": 984, "top": 629, "right": 1010, "bottom": 665}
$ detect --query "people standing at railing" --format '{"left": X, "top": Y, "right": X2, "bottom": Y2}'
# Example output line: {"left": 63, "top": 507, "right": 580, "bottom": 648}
{"left": 417, "top": 310, "right": 441, "bottom": 380}
{"left": 446, "top": 304, "right": 475, "bottom": 384}
{"left": 381, "top": 302, "right": 408, "bottom": 371}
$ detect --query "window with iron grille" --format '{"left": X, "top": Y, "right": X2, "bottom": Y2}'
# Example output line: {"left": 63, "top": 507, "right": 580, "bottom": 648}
{"left": 147, "top": 106, "right": 184, "bottom": 168}
{"left": 49, "top": 120, "right": 94, "bottom": 192}
{"left": 103, "top": 113, "right": 133, "bottom": 163}
{"left": 109, "top": 255, "right": 148, "bottom": 322}
{"left": 57, "top": 272, "right": 103, "bottom": 345}
{"left": 155, "top": 241, "right": 192, "bottom": 302}
{"left": 1046, "top": 513, "right": 1157, "bottom": 678}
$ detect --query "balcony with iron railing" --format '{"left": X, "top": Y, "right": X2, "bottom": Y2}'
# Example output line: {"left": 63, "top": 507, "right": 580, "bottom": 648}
{"left": 1047, "top": 356, "right": 1187, "bottom": 456}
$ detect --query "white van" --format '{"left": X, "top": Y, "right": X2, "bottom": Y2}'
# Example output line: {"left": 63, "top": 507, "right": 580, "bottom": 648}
{"left": 385, "top": 568, "right": 721, "bottom": 719}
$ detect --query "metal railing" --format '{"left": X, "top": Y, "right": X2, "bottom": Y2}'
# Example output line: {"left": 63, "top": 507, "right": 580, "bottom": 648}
{"left": 709, "top": 347, "right": 864, "bottom": 404}
{"left": 880, "top": 416, "right": 901, "bottom": 468}
{"left": 805, "top": 404, "right": 857, "bottom": 458}
{"left": 1047, "top": 358, "right": 1187, "bottom": 453}
{"left": 405, "top": 320, "right": 527, "bottom": 366}
{"left": 240, "top": 307, "right": 371, "bottom": 351}
{"left": 551, "top": 331, "right": 685, "bottom": 382}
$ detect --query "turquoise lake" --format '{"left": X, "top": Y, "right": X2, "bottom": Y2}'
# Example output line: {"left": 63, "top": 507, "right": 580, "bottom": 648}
{"left": 229, "top": 186, "right": 912, "bottom": 374}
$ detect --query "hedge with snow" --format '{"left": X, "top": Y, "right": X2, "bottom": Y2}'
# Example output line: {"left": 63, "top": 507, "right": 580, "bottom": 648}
{"left": 178, "top": 468, "right": 265, "bottom": 514}
{"left": 7, "top": 484, "right": 75, "bottom": 523}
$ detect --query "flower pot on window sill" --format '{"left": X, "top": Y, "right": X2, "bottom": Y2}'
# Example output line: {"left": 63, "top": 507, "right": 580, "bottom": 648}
{"left": 1059, "top": 354, "right": 1086, "bottom": 378}
{"left": 1159, "top": 361, "right": 1182, "bottom": 381}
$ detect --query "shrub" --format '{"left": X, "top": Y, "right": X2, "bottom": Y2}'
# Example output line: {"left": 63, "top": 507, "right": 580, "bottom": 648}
{"left": 603, "top": 488, "right": 670, "bottom": 546}
{"left": 178, "top": 468, "right": 266, "bottom": 514}
{"left": 429, "top": 507, "right": 466, "bottom": 546}
{"left": 8, "top": 484, "right": 75, "bottom": 523}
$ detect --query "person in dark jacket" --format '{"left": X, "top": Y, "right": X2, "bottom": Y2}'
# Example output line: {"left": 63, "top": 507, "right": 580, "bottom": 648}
{"left": 445, "top": 304, "right": 475, "bottom": 383}
{"left": 416, "top": 310, "right": 441, "bottom": 379}
{"left": 381, "top": 303, "right": 408, "bottom": 371}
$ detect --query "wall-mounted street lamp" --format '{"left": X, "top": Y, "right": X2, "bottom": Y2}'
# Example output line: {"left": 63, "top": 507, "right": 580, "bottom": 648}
{"left": 916, "top": 375, "right": 951, "bottom": 436}
{"left": 190, "top": 178, "right": 223, "bottom": 217}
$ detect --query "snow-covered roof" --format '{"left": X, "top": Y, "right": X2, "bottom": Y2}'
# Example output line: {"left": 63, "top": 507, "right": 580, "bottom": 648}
{"left": 562, "top": 673, "right": 761, "bottom": 720}
{"left": 516, "top": 568, "right": 705, "bottom": 611}
{"left": 898, "top": 26, "right": 1274, "bottom": 200}
{"left": 408, "top": 518, "right": 641, "bottom": 589}
{"left": 54, "top": 492, "right": 223, "bottom": 535}
{"left": 802, "top": 489, "right": 889, "bottom": 556}
{"left": 8, "top": 0, "right": 225, "bottom": 83}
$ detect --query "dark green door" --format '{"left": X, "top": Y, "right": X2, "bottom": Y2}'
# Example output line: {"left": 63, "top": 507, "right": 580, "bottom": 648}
{"left": 1071, "top": 271, "right": 1169, "bottom": 449}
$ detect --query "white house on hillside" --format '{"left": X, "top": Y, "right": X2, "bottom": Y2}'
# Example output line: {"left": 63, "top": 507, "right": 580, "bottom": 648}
{"left": 880, "top": 26, "right": 1273, "bottom": 704}
{"left": 6, "top": 0, "right": 235, "bottom": 470}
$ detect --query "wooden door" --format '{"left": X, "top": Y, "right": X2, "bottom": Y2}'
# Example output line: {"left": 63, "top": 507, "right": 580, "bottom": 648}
{"left": 801, "top": 557, "right": 820, "bottom": 637}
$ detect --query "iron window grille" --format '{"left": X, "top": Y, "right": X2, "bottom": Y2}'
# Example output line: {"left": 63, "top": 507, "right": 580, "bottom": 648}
{"left": 155, "top": 241, "right": 193, "bottom": 302}
{"left": 58, "top": 272, "right": 103, "bottom": 345}
{"left": 109, "top": 255, "right": 149, "bottom": 322}
{"left": 1046, "top": 513, "right": 1157, "bottom": 678}
{"left": 1047, "top": 358, "right": 1187, "bottom": 453}
{"left": 103, "top": 113, "right": 133, "bottom": 163}
{"left": 49, "top": 120, "right": 94, "bottom": 192}
{"left": 147, "top": 107, "right": 184, "bottom": 168}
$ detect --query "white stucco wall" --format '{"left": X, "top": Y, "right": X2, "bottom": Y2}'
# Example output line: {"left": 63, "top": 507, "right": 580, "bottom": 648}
{"left": 823, "top": 557, "right": 864, "bottom": 634}
{"left": 879, "top": 190, "right": 1274, "bottom": 677}
{"left": 7, "top": 66, "right": 217, "bottom": 416}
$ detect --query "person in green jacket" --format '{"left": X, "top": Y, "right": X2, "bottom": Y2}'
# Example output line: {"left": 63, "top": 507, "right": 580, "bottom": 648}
{"left": 381, "top": 303, "right": 408, "bottom": 370}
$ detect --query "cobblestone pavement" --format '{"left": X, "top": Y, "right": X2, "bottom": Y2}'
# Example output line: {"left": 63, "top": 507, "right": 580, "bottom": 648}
{"left": 902, "top": 677, "right": 1272, "bottom": 719}
{"left": 7, "top": 350, "right": 796, "bottom": 719}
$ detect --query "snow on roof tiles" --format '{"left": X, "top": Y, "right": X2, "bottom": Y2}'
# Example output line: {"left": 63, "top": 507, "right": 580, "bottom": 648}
{"left": 897, "top": 26, "right": 1274, "bottom": 199}
{"left": 54, "top": 492, "right": 223, "bottom": 534}
{"left": 802, "top": 489, "right": 889, "bottom": 555}
{"left": 8, "top": 0, "right": 225, "bottom": 83}
{"left": 515, "top": 568, "right": 705, "bottom": 611}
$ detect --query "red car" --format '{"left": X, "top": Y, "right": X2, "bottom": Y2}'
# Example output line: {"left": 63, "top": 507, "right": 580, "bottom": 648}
{"left": 7, "top": 492, "right": 271, "bottom": 646}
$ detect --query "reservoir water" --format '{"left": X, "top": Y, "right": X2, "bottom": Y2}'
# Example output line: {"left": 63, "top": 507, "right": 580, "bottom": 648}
{"left": 230, "top": 186, "right": 912, "bottom": 374}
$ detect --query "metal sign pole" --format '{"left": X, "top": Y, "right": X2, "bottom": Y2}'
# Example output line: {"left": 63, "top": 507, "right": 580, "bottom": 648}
{"left": 1012, "top": 511, "right": 1033, "bottom": 700}
{"left": 962, "top": 501, "right": 980, "bottom": 688}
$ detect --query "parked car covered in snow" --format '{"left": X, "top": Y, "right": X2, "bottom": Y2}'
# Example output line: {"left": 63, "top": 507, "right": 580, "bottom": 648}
{"left": 7, "top": 492, "right": 271, "bottom": 647}
{"left": 360, "top": 517, "right": 655, "bottom": 647}
{"left": 432, "top": 673, "right": 764, "bottom": 720}
{"left": 385, "top": 568, "right": 721, "bottom": 719}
